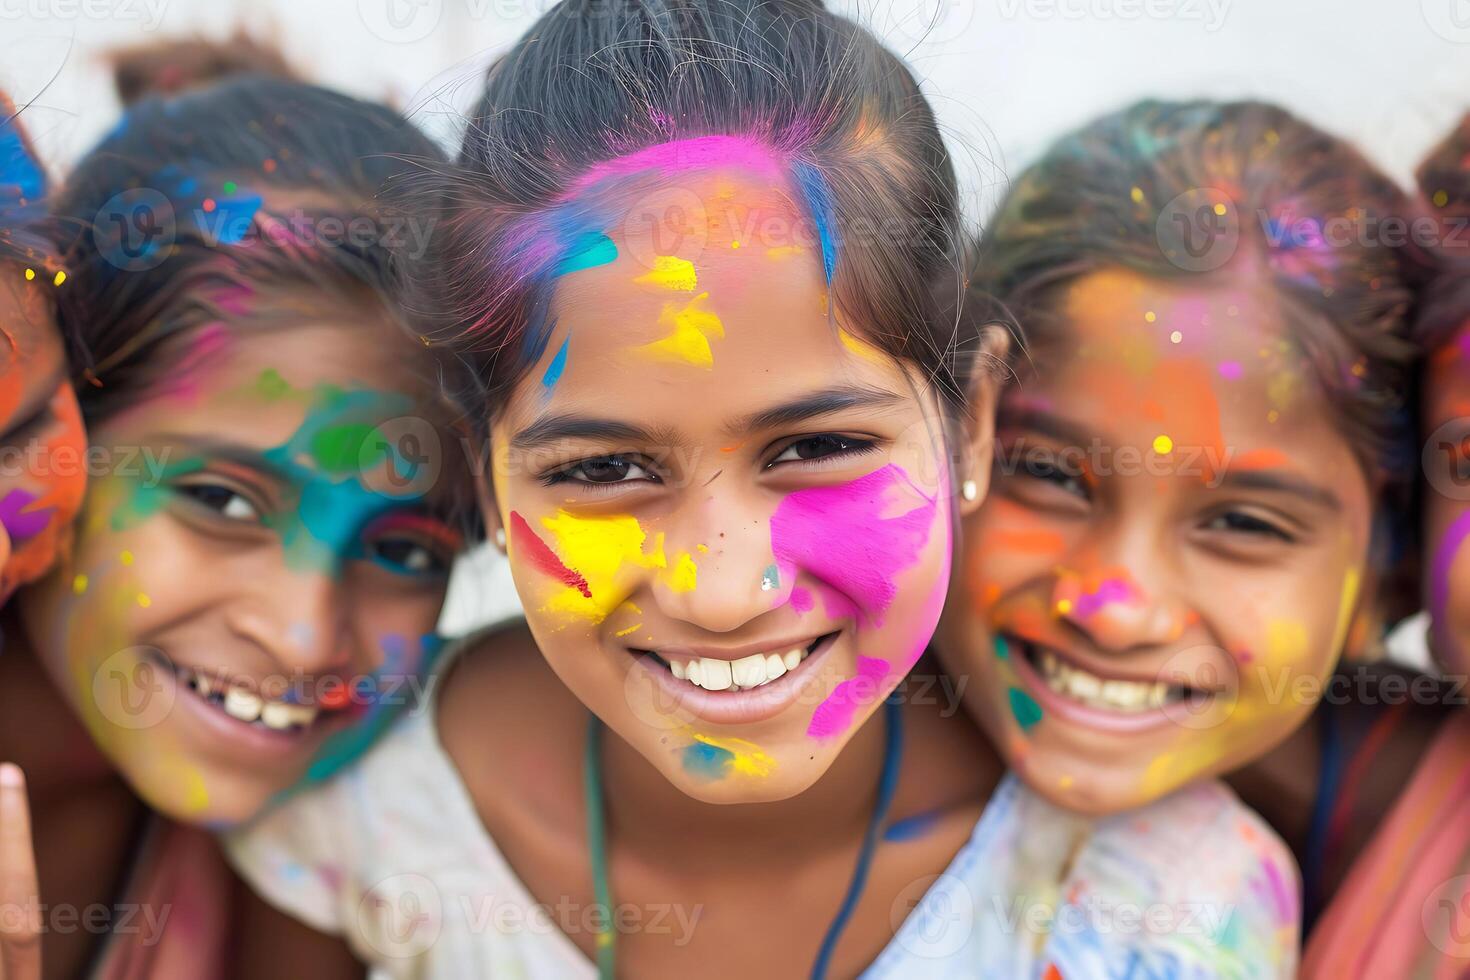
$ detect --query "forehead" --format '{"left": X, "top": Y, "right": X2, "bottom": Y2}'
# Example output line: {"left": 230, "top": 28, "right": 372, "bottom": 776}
{"left": 1020, "top": 267, "right": 1344, "bottom": 455}
{"left": 503, "top": 166, "right": 912, "bottom": 426}
{"left": 106, "top": 318, "right": 436, "bottom": 444}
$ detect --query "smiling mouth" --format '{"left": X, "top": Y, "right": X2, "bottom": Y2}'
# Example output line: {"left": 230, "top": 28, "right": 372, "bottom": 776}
{"left": 634, "top": 632, "right": 837, "bottom": 693}
{"left": 1010, "top": 636, "right": 1203, "bottom": 714}
{"left": 148, "top": 651, "right": 325, "bottom": 734}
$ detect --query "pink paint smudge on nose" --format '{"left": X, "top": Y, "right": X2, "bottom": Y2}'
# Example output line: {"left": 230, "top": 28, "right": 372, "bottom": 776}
{"left": 808, "top": 656, "right": 895, "bottom": 740}
{"left": 0, "top": 488, "right": 52, "bottom": 541}
{"left": 1072, "top": 577, "right": 1140, "bottom": 619}
{"left": 769, "top": 463, "right": 936, "bottom": 627}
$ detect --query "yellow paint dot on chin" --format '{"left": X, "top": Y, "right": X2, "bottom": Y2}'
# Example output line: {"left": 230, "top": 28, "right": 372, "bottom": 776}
{"left": 1143, "top": 310, "right": 1156, "bottom": 323}
{"left": 71, "top": 574, "right": 88, "bottom": 595}
{"left": 1213, "top": 202, "right": 1228, "bottom": 216}
{"left": 136, "top": 593, "right": 151, "bottom": 608}
{"left": 1169, "top": 330, "right": 1183, "bottom": 344}
{"left": 1152, "top": 434, "right": 1173, "bottom": 454}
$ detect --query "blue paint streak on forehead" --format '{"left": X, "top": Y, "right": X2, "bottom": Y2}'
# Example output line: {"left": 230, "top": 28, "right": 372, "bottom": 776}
{"left": 518, "top": 203, "right": 619, "bottom": 369}
{"left": 791, "top": 160, "right": 837, "bottom": 286}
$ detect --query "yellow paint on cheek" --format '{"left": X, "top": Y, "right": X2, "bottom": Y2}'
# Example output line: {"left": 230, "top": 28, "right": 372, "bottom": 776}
{"left": 540, "top": 511, "right": 668, "bottom": 622}
{"left": 634, "top": 292, "right": 725, "bottom": 368}
{"left": 635, "top": 255, "right": 698, "bottom": 292}
{"left": 668, "top": 552, "right": 698, "bottom": 592}
{"left": 1266, "top": 619, "right": 1308, "bottom": 664}
{"left": 1329, "top": 567, "right": 1362, "bottom": 654}
{"left": 687, "top": 730, "right": 776, "bottom": 778}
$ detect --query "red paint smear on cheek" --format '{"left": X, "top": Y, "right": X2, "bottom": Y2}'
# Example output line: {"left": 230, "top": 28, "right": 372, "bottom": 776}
{"left": 509, "top": 511, "right": 592, "bottom": 598}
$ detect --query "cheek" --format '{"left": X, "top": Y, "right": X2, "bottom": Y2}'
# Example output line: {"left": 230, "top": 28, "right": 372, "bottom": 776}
{"left": 1431, "top": 505, "right": 1470, "bottom": 671}
{"left": 0, "top": 400, "right": 89, "bottom": 590}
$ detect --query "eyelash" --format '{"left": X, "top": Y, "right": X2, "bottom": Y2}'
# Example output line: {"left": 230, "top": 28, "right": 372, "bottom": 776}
{"left": 541, "top": 434, "right": 880, "bottom": 489}
{"left": 1202, "top": 510, "right": 1296, "bottom": 543}
{"left": 175, "top": 481, "right": 266, "bottom": 523}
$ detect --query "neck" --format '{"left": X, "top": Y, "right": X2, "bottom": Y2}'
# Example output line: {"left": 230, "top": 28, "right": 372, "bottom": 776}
{"left": 601, "top": 705, "right": 890, "bottom": 863}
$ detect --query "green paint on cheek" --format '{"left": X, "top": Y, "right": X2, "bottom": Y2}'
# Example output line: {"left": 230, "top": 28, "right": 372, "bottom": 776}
{"left": 993, "top": 635, "right": 1009, "bottom": 660}
{"left": 1008, "top": 687, "right": 1042, "bottom": 731}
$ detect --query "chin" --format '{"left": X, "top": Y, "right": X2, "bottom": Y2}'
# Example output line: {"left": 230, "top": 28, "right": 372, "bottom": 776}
{"left": 130, "top": 769, "right": 276, "bottom": 829}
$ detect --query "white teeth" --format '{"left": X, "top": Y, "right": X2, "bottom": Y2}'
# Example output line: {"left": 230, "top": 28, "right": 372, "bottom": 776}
{"left": 731, "top": 654, "right": 766, "bottom": 689}
{"left": 1033, "top": 649, "right": 1176, "bottom": 714}
{"left": 668, "top": 643, "right": 815, "bottom": 691}
{"left": 177, "top": 664, "right": 319, "bottom": 732}
{"left": 700, "top": 659, "right": 733, "bottom": 691}
{"left": 260, "top": 701, "right": 318, "bottom": 731}
{"left": 223, "top": 687, "right": 263, "bottom": 723}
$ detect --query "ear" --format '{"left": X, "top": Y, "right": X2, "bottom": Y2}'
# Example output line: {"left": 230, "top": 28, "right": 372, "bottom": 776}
{"left": 0, "top": 91, "right": 48, "bottom": 204}
{"left": 955, "top": 323, "right": 1013, "bottom": 516}
{"left": 1339, "top": 566, "right": 1389, "bottom": 663}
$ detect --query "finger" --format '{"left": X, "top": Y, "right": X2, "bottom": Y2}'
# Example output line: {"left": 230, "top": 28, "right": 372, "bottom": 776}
{"left": 0, "top": 764, "right": 41, "bottom": 980}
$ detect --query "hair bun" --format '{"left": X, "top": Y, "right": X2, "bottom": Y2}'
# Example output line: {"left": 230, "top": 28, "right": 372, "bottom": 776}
{"left": 106, "top": 29, "right": 302, "bottom": 106}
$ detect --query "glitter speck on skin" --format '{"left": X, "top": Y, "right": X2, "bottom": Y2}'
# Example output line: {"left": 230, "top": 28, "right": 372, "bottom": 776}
{"left": 1055, "top": 599, "right": 1073, "bottom": 615}
{"left": 120, "top": 550, "right": 134, "bottom": 566}
{"left": 1169, "top": 330, "right": 1182, "bottom": 344}
{"left": 1144, "top": 311, "right": 1156, "bottom": 323}
{"left": 1213, "top": 202, "right": 1228, "bottom": 216}
{"left": 52, "top": 270, "right": 65, "bottom": 286}
{"left": 23, "top": 268, "right": 33, "bottom": 281}
{"left": 1130, "top": 186, "right": 1144, "bottom": 204}
{"left": 136, "top": 593, "right": 151, "bottom": 608}
{"left": 72, "top": 574, "right": 87, "bottom": 595}
{"left": 1434, "top": 190, "right": 1449, "bottom": 208}
{"left": 1153, "top": 434, "right": 1174, "bottom": 454}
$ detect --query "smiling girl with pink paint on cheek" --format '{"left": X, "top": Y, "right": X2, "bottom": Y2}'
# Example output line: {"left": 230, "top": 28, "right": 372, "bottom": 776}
{"left": 222, "top": 3, "right": 1033, "bottom": 977}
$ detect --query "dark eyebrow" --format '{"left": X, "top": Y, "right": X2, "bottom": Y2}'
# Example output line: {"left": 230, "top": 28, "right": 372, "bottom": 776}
{"left": 511, "top": 416, "right": 680, "bottom": 451}
{"left": 1214, "top": 469, "right": 1342, "bottom": 511}
{"left": 149, "top": 433, "right": 295, "bottom": 481}
{"left": 997, "top": 406, "right": 1096, "bottom": 448}
{"left": 729, "top": 384, "right": 905, "bottom": 435}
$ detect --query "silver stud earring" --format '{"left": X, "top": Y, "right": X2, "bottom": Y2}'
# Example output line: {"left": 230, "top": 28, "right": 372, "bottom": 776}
{"left": 494, "top": 527, "right": 507, "bottom": 550}
{"left": 961, "top": 479, "right": 979, "bottom": 502}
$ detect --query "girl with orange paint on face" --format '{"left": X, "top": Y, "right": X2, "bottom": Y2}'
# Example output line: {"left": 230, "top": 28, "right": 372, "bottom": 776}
{"left": 930, "top": 100, "right": 1419, "bottom": 977}
{"left": 0, "top": 94, "right": 90, "bottom": 980}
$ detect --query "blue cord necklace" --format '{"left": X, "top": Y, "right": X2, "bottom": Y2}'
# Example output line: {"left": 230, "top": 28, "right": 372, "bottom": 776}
{"left": 583, "top": 695, "right": 905, "bottom": 980}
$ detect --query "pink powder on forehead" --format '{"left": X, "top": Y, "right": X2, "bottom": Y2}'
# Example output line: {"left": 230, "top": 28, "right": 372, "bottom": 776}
{"left": 565, "top": 135, "right": 786, "bottom": 196}
{"left": 769, "top": 463, "right": 937, "bottom": 626}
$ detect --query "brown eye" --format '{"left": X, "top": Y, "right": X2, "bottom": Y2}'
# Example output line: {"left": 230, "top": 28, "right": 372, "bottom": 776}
{"left": 177, "top": 483, "right": 261, "bottom": 522}
{"left": 769, "top": 434, "right": 875, "bottom": 465}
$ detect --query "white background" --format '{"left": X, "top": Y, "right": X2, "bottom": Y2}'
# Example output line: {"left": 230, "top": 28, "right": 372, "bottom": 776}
{"left": 2, "top": 0, "right": 1465, "bottom": 641}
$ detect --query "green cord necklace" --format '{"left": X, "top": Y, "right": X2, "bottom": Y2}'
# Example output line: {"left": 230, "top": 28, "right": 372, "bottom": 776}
{"left": 583, "top": 698, "right": 905, "bottom": 980}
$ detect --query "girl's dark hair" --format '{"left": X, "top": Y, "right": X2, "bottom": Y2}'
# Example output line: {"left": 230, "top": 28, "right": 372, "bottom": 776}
{"left": 412, "top": 0, "right": 983, "bottom": 422}
{"left": 978, "top": 99, "right": 1416, "bottom": 485}
{"left": 53, "top": 62, "right": 449, "bottom": 424}
{"left": 1412, "top": 112, "right": 1470, "bottom": 354}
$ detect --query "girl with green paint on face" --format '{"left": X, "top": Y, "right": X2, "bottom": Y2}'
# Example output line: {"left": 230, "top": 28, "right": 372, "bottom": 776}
{"left": 0, "top": 40, "right": 479, "bottom": 978}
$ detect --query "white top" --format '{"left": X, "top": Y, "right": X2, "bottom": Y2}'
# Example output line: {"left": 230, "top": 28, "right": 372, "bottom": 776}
{"left": 226, "top": 644, "right": 1299, "bottom": 979}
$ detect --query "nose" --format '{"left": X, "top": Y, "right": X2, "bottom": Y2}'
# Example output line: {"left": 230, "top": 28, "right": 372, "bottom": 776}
{"left": 227, "top": 568, "right": 353, "bottom": 675}
{"left": 1051, "top": 533, "right": 1190, "bottom": 654}
{"left": 650, "top": 498, "right": 784, "bottom": 634}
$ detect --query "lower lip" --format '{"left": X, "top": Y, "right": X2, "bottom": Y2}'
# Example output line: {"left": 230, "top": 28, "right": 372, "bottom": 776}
{"left": 1006, "top": 639, "right": 1202, "bottom": 736}
{"left": 627, "top": 633, "right": 842, "bottom": 727}
{"left": 150, "top": 653, "right": 347, "bottom": 759}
